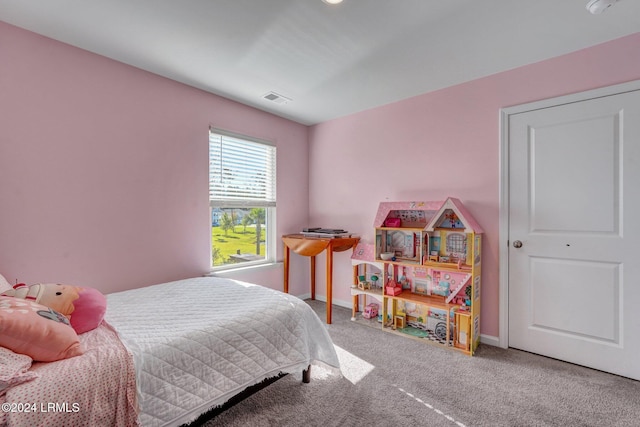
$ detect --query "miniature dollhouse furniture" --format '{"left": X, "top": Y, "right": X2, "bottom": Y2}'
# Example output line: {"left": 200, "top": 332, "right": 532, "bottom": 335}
{"left": 363, "top": 303, "right": 379, "bottom": 319}
{"left": 282, "top": 233, "right": 360, "bottom": 324}
{"left": 357, "top": 275, "right": 371, "bottom": 290}
{"left": 385, "top": 279, "right": 402, "bottom": 296}
{"left": 372, "top": 198, "right": 483, "bottom": 355}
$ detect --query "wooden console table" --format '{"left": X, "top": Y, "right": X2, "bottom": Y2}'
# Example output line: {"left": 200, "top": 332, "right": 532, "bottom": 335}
{"left": 282, "top": 234, "right": 360, "bottom": 324}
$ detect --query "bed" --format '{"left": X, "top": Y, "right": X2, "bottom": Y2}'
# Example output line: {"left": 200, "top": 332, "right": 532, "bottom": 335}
{"left": 0, "top": 276, "right": 340, "bottom": 427}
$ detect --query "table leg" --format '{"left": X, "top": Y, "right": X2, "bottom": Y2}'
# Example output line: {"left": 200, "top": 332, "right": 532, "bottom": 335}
{"left": 283, "top": 243, "right": 290, "bottom": 294}
{"left": 326, "top": 246, "right": 333, "bottom": 324}
{"left": 351, "top": 294, "right": 357, "bottom": 321}
{"left": 310, "top": 255, "right": 316, "bottom": 300}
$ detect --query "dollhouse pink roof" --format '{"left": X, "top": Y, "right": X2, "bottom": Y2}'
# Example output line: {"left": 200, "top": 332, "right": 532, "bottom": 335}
{"left": 373, "top": 201, "right": 443, "bottom": 228}
{"left": 425, "top": 197, "right": 484, "bottom": 234}
{"left": 374, "top": 198, "right": 483, "bottom": 234}
{"left": 351, "top": 242, "right": 384, "bottom": 268}
{"left": 351, "top": 242, "right": 375, "bottom": 261}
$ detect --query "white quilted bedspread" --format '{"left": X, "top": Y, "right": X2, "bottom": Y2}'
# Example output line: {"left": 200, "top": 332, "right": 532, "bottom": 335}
{"left": 105, "top": 277, "right": 339, "bottom": 427}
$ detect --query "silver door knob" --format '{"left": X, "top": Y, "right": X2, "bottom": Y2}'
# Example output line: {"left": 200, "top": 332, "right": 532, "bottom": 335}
{"left": 513, "top": 240, "right": 523, "bottom": 248}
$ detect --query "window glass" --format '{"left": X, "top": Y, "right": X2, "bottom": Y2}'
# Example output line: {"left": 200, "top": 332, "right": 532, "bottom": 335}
{"left": 446, "top": 233, "right": 466, "bottom": 254}
{"left": 209, "top": 129, "right": 276, "bottom": 269}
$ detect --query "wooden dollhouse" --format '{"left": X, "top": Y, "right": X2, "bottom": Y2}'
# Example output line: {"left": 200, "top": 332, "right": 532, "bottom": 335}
{"left": 359, "top": 198, "right": 483, "bottom": 355}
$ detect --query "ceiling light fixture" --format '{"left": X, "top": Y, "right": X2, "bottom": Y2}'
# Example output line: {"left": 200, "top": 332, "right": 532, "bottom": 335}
{"left": 322, "top": 0, "right": 343, "bottom": 4}
{"left": 585, "top": 0, "right": 619, "bottom": 14}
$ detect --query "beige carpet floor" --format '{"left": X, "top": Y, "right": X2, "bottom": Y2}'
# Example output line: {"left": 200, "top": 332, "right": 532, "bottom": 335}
{"left": 196, "top": 300, "right": 640, "bottom": 427}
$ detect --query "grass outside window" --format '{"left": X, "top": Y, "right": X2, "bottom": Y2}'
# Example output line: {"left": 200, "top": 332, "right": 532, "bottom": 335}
{"left": 212, "top": 224, "right": 265, "bottom": 267}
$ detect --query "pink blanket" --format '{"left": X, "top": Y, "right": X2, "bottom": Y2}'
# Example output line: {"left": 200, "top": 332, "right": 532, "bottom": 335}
{"left": 1, "top": 322, "right": 138, "bottom": 427}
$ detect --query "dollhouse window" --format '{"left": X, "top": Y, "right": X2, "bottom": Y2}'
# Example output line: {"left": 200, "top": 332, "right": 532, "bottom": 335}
{"left": 446, "top": 233, "right": 466, "bottom": 254}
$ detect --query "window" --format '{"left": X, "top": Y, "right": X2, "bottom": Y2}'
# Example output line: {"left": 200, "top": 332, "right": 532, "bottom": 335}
{"left": 209, "top": 128, "right": 276, "bottom": 269}
{"left": 446, "top": 232, "right": 466, "bottom": 254}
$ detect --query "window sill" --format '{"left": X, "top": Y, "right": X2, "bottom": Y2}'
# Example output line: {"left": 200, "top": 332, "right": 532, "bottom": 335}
{"left": 206, "top": 261, "right": 282, "bottom": 277}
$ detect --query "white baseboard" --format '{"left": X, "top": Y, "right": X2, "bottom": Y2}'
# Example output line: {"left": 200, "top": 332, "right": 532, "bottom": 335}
{"left": 480, "top": 334, "right": 501, "bottom": 348}
{"left": 298, "top": 294, "right": 352, "bottom": 310}
{"left": 296, "top": 293, "right": 312, "bottom": 301}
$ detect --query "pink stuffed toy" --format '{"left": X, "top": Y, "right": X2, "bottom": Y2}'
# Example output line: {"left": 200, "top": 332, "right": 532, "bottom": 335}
{"left": 2, "top": 283, "right": 106, "bottom": 334}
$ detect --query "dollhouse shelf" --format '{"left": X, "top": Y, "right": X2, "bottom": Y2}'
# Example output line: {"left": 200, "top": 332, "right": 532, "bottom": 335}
{"left": 350, "top": 287, "right": 384, "bottom": 321}
{"left": 382, "top": 292, "right": 456, "bottom": 351}
{"left": 364, "top": 198, "right": 483, "bottom": 356}
{"left": 350, "top": 287, "right": 383, "bottom": 298}
{"left": 385, "top": 291, "right": 457, "bottom": 310}
{"left": 350, "top": 242, "right": 384, "bottom": 320}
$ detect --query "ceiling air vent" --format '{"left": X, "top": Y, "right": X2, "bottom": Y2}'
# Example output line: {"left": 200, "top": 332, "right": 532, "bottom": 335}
{"left": 263, "top": 91, "right": 292, "bottom": 104}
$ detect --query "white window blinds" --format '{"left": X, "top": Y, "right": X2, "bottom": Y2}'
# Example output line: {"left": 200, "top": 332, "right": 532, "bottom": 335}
{"left": 209, "top": 129, "right": 276, "bottom": 208}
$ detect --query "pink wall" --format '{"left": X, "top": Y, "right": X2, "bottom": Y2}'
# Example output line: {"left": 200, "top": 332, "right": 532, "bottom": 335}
{"left": 0, "top": 21, "right": 310, "bottom": 294}
{"left": 2, "top": 20, "right": 639, "bottom": 339}
{"left": 309, "top": 32, "right": 640, "bottom": 338}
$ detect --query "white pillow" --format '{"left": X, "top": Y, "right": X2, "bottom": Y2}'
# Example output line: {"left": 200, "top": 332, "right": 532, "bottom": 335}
{"left": 0, "top": 273, "right": 11, "bottom": 293}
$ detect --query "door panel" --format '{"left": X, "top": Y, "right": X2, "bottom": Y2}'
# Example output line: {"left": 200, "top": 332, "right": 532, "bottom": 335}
{"left": 530, "top": 257, "right": 619, "bottom": 343}
{"left": 508, "top": 88, "right": 640, "bottom": 380}
{"left": 530, "top": 113, "right": 620, "bottom": 233}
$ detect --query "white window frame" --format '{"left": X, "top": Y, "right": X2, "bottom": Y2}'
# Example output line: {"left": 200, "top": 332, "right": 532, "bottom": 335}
{"left": 209, "top": 127, "right": 276, "bottom": 271}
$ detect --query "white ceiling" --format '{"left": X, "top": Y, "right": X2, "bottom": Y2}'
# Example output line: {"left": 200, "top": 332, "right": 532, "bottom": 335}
{"left": 1, "top": 0, "right": 639, "bottom": 125}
